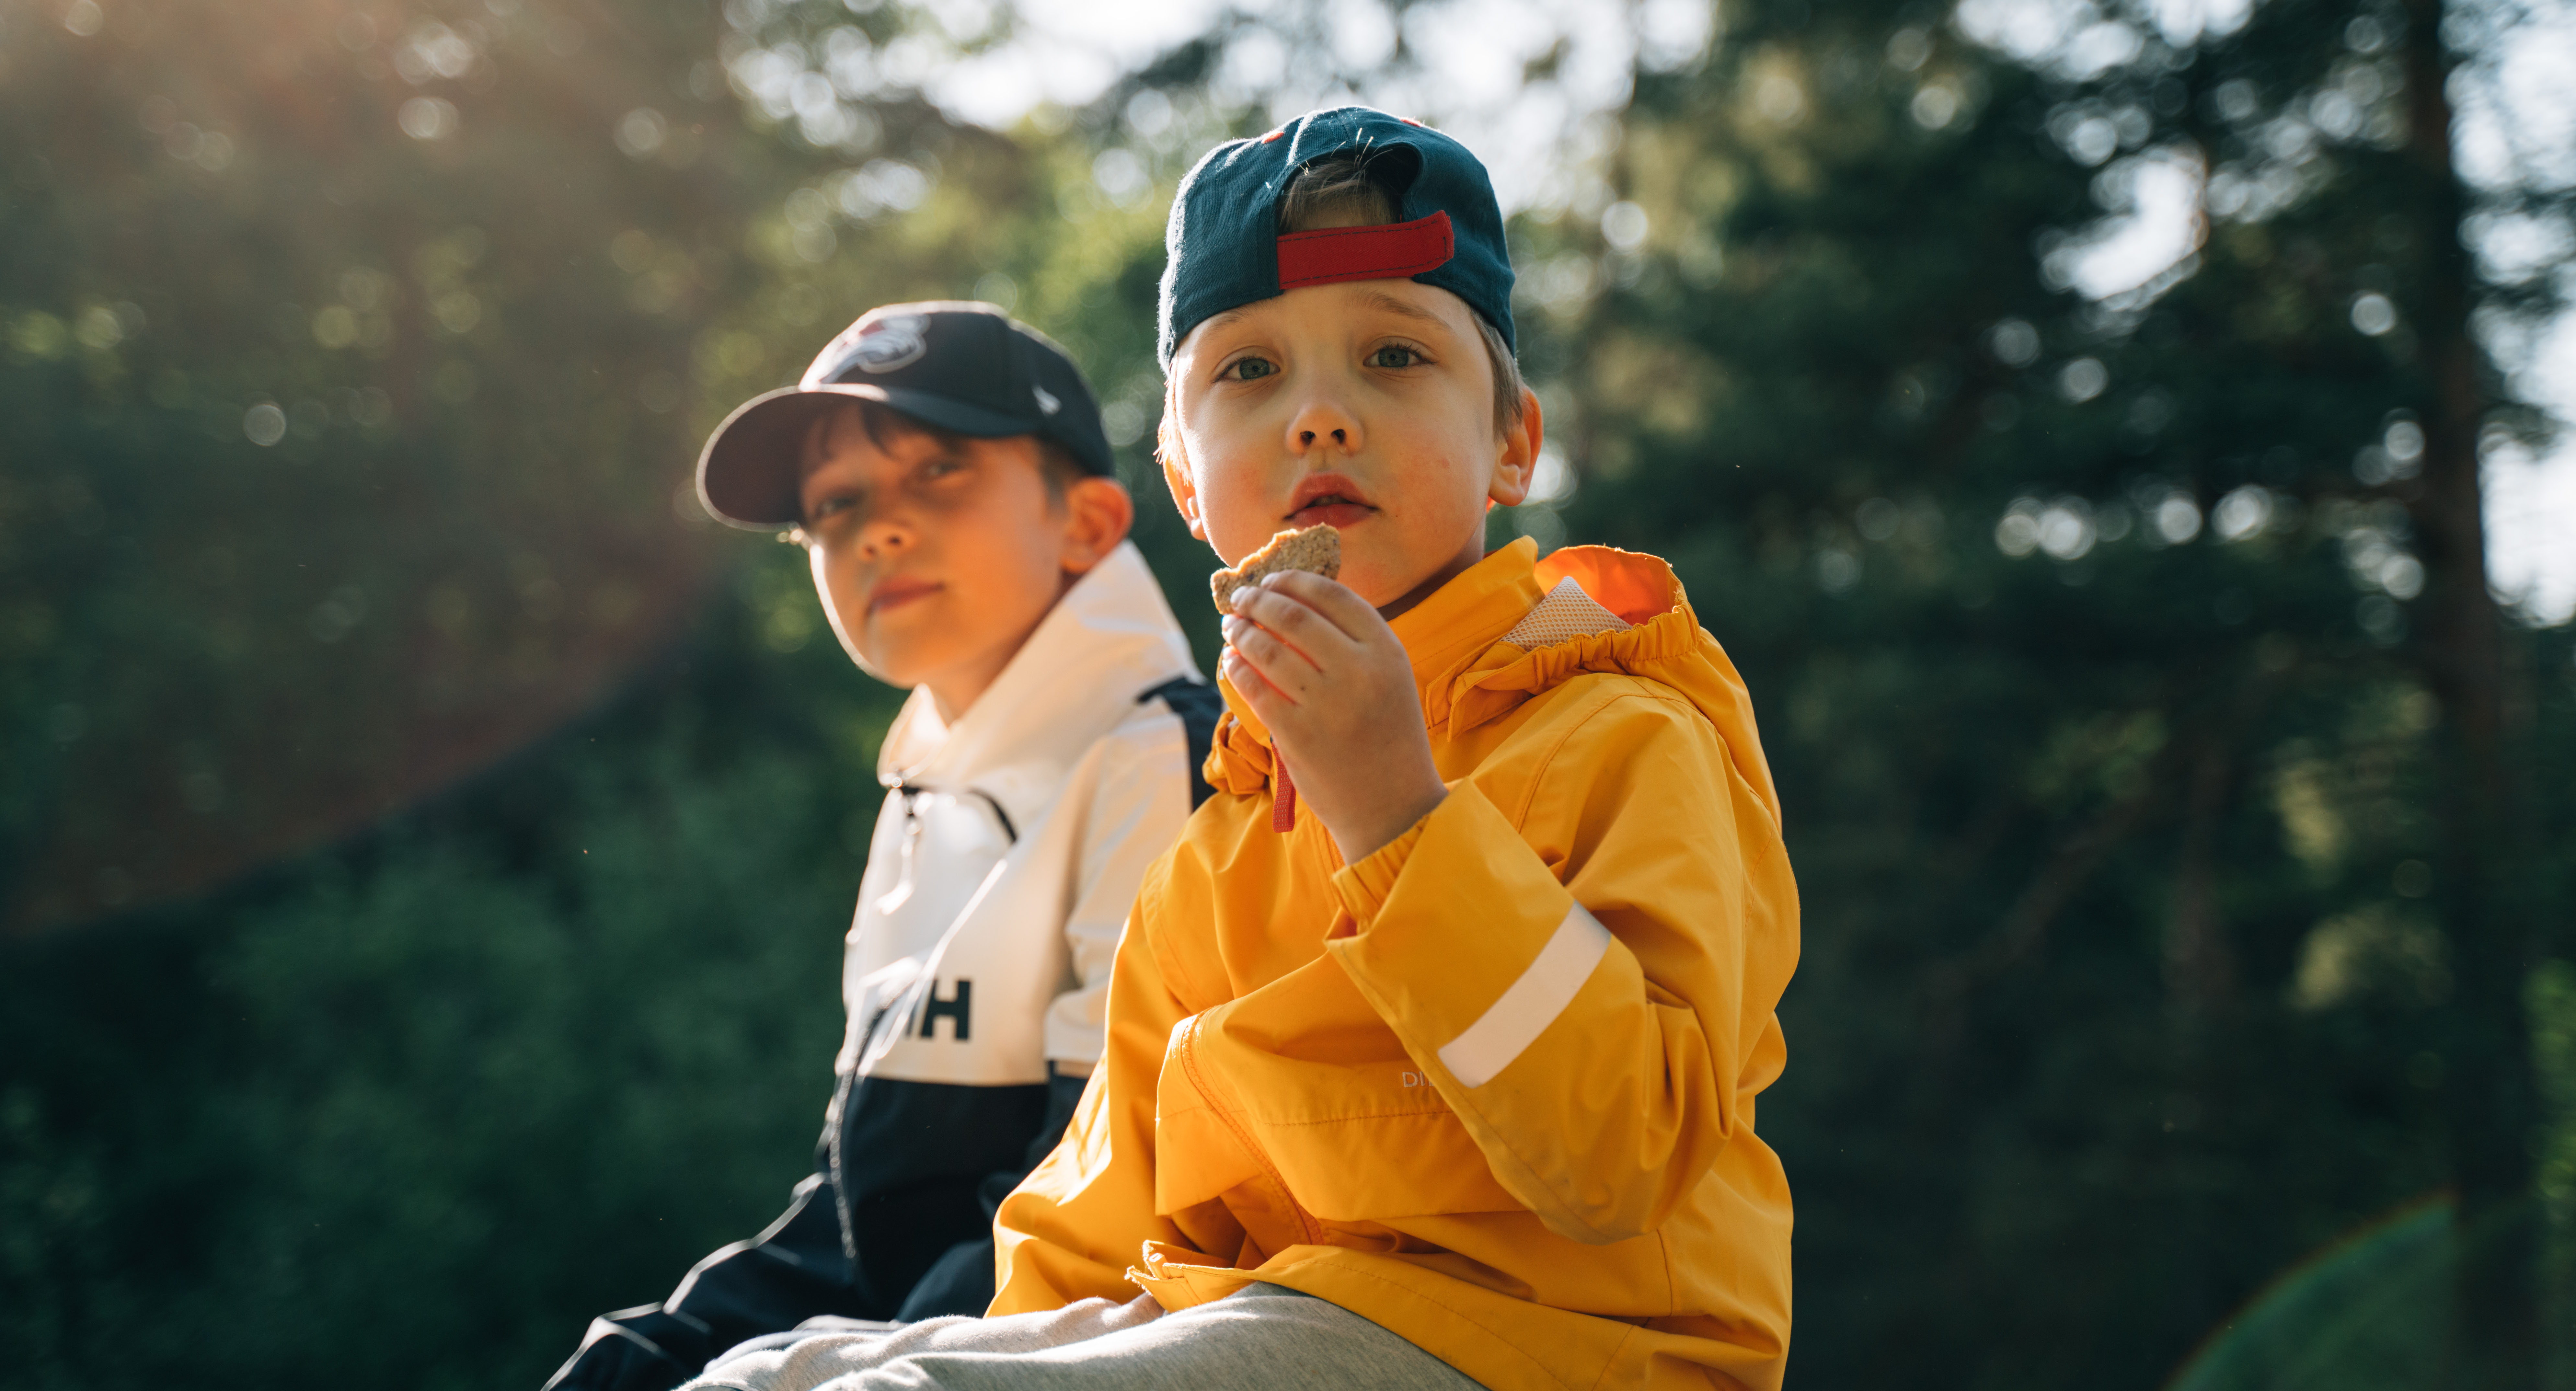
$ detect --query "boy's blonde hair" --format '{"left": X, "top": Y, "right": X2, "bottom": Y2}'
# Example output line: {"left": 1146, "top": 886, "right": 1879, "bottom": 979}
{"left": 1157, "top": 153, "right": 1529, "bottom": 471}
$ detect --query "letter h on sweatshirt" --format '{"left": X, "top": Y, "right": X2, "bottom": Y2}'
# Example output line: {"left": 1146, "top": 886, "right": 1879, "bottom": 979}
{"left": 919, "top": 977, "right": 972, "bottom": 1041}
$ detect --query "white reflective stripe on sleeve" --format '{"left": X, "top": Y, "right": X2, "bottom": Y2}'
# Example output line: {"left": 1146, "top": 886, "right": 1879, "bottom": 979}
{"left": 1436, "top": 901, "right": 1614, "bottom": 1088}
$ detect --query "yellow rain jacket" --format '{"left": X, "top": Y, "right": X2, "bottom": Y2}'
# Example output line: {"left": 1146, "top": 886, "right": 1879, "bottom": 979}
{"left": 991, "top": 538, "right": 1799, "bottom": 1390}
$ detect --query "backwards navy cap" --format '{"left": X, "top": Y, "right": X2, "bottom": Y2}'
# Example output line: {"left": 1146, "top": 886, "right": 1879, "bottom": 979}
{"left": 1156, "top": 106, "right": 1515, "bottom": 368}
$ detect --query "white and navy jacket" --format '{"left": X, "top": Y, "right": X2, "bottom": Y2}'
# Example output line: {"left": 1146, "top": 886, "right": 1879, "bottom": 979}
{"left": 550, "top": 543, "right": 1219, "bottom": 1391}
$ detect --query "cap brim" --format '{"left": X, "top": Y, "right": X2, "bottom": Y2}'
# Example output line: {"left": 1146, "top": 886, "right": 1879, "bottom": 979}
{"left": 695, "top": 384, "right": 1050, "bottom": 530}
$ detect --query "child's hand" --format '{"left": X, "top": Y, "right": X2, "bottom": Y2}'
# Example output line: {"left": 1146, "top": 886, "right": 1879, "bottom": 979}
{"left": 1220, "top": 570, "right": 1447, "bottom": 864}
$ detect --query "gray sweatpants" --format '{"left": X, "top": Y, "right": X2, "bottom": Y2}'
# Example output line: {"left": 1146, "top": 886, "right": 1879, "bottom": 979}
{"left": 678, "top": 1282, "right": 1481, "bottom": 1391}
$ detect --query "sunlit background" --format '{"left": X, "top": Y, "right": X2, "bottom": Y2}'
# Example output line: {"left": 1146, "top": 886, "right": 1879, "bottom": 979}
{"left": 2, "top": 0, "right": 2571, "bottom": 1386}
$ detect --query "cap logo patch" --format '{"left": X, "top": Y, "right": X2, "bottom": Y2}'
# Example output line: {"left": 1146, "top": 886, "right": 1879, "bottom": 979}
{"left": 845, "top": 314, "right": 930, "bottom": 374}
{"left": 1032, "top": 385, "right": 1061, "bottom": 415}
{"left": 1277, "top": 210, "right": 1455, "bottom": 291}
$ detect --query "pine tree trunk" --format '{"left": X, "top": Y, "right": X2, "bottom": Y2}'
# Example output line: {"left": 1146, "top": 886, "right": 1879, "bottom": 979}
{"left": 2399, "top": 0, "right": 2540, "bottom": 1384}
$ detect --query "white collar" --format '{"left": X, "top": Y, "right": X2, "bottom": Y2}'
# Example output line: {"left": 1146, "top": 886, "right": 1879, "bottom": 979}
{"left": 875, "top": 540, "right": 1200, "bottom": 822}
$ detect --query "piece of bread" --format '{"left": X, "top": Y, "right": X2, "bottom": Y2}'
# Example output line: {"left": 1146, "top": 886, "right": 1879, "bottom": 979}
{"left": 1210, "top": 525, "right": 1342, "bottom": 614}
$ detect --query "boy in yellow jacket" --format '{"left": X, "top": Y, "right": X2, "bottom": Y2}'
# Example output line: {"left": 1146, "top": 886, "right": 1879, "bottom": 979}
{"left": 680, "top": 106, "right": 1796, "bottom": 1391}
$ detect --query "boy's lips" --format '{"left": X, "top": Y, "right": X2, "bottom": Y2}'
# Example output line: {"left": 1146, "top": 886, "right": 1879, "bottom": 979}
{"left": 1287, "top": 500, "right": 1375, "bottom": 528}
{"left": 866, "top": 576, "right": 942, "bottom": 615}
{"left": 1285, "top": 474, "right": 1376, "bottom": 530}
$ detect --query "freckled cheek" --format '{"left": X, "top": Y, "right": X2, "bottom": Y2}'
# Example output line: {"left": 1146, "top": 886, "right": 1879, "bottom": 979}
{"left": 1387, "top": 439, "right": 1475, "bottom": 510}
{"left": 1190, "top": 450, "right": 1282, "bottom": 556}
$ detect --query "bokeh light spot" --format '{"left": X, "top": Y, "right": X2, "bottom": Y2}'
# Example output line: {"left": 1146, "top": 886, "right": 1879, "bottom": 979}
{"left": 1601, "top": 201, "right": 1650, "bottom": 251}
{"left": 2059, "top": 357, "right": 2109, "bottom": 402}
{"left": 1990, "top": 319, "right": 2041, "bottom": 367}
{"left": 616, "top": 108, "right": 669, "bottom": 159}
{"left": 2154, "top": 493, "right": 2203, "bottom": 544}
{"left": 1911, "top": 85, "right": 1961, "bottom": 130}
{"left": 1092, "top": 148, "right": 1149, "bottom": 208}
{"left": 313, "top": 306, "right": 360, "bottom": 349}
{"left": 1100, "top": 401, "right": 1147, "bottom": 446}
{"left": 1816, "top": 548, "right": 1861, "bottom": 592}
{"left": 242, "top": 402, "right": 286, "bottom": 446}
{"left": 2384, "top": 417, "right": 2425, "bottom": 464}
{"left": 2214, "top": 485, "right": 2275, "bottom": 541}
{"left": 2037, "top": 500, "right": 2096, "bottom": 559}
{"left": 1753, "top": 72, "right": 1807, "bottom": 125}
{"left": 971, "top": 270, "right": 1018, "bottom": 311}
{"left": 400, "top": 98, "right": 460, "bottom": 142}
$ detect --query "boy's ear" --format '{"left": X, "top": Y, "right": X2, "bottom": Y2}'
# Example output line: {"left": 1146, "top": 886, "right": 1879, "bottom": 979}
{"left": 1059, "top": 476, "right": 1135, "bottom": 575}
{"left": 1486, "top": 386, "right": 1545, "bottom": 509}
{"left": 1157, "top": 406, "right": 1207, "bottom": 541}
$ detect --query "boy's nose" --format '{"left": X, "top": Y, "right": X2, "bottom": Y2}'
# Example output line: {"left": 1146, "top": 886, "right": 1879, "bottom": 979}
{"left": 853, "top": 511, "right": 912, "bottom": 557}
{"left": 1285, "top": 395, "right": 1362, "bottom": 454}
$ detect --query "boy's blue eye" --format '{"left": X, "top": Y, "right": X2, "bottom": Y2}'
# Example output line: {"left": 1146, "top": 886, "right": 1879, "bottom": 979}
{"left": 1369, "top": 345, "right": 1423, "bottom": 369}
{"left": 1224, "top": 356, "right": 1277, "bottom": 382}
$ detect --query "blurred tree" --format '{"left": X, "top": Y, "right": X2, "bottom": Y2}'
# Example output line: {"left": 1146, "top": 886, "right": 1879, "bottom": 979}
{"left": 1985, "top": 0, "right": 2570, "bottom": 1378}
{"left": 1496, "top": 0, "right": 2573, "bottom": 1383}
{"left": 0, "top": 0, "right": 1185, "bottom": 1385}
{"left": 2, "top": 0, "right": 747, "bottom": 927}
{"left": 0, "top": 604, "right": 896, "bottom": 1388}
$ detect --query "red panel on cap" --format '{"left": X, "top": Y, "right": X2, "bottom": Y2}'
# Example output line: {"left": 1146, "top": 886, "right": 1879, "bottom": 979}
{"left": 1276, "top": 211, "right": 1455, "bottom": 290}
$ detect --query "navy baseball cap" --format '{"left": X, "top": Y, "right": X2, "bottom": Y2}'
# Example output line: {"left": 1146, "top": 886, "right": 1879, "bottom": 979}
{"left": 1156, "top": 106, "right": 1516, "bottom": 368}
{"left": 697, "top": 301, "right": 1113, "bottom": 530}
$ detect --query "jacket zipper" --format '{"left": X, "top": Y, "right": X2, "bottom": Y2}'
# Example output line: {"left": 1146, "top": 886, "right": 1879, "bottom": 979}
{"left": 1176, "top": 1013, "right": 1326, "bottom": 1249}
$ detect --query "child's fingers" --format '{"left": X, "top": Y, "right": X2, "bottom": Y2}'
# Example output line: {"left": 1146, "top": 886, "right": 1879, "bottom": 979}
{"left": 1227, "top": 585, "right": 1353, "bottom": 667}
{"left": 1220, "top": 646, "right": 1299, "bottom": 717}
{"left": 1257, "top": 570, "right": 1383, "bottom": 642}
{"left": 1223, "top": 618, "right": 1318, "bottom": 704}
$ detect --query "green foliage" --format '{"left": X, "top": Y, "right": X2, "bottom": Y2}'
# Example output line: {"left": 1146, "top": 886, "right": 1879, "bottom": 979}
{"left": 0, "top": 5, "right": 1191, "bottom": 1381}
{"left": 0, "top": 0, "right": 1076, "bottom": 929}
{"left": 1500, "top": 0, "right": 2576, "bottom": 1382}
{"left": 1, "top": 618, "right": 888, "bottom": 1388}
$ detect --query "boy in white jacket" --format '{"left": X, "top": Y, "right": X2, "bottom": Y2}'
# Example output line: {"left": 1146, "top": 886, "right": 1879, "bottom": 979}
{"left": 547, "top": 303, "right": 1219, "bottom": 1391}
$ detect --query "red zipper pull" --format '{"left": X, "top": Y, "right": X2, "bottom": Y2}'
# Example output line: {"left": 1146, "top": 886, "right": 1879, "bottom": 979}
{"left": 1272, "top": 752, "right": 1296, "bottom": 832}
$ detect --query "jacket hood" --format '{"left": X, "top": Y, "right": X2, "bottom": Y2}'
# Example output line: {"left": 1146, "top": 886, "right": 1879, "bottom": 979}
{"left": 1211, "top": 536, "right": 1781, "bottom": 830}
{"left": 880, "top": 539, "right": 1201, "bottom": 830}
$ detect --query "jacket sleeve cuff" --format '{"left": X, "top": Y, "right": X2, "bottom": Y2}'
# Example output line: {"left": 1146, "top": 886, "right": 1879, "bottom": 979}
{"left": 1322, "top": 782, "right": 1596, "bottom": 1082}
{"left": 1329, "top": 796, "right": 1438, "bottom": 924}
